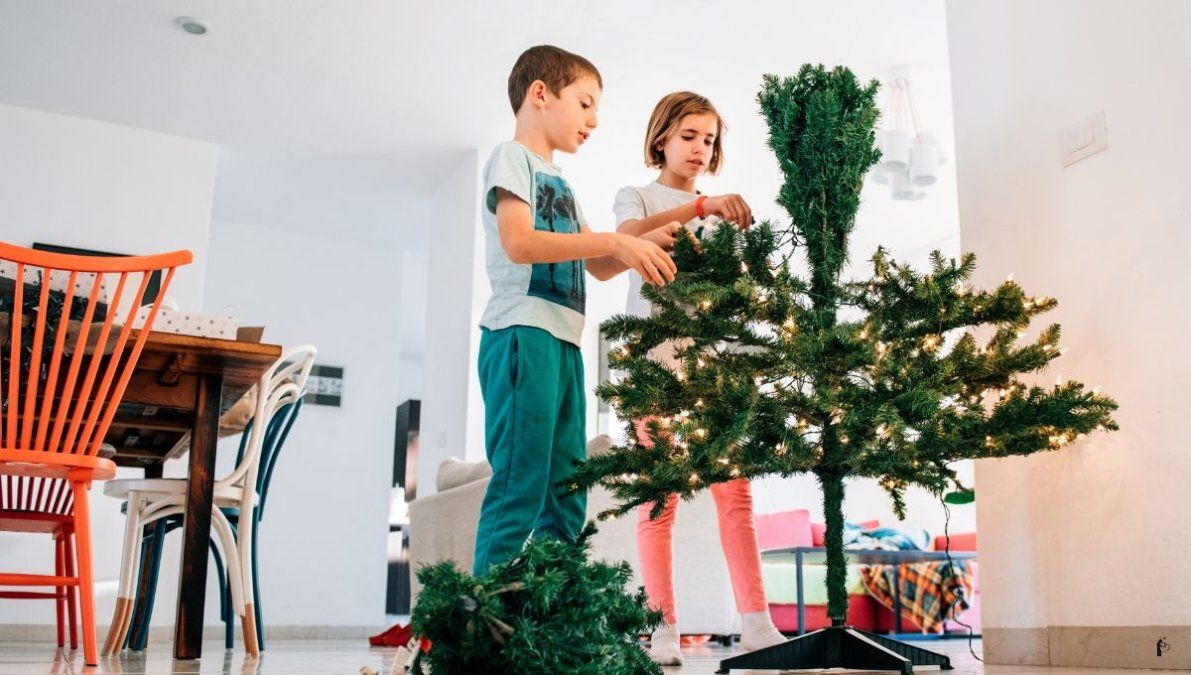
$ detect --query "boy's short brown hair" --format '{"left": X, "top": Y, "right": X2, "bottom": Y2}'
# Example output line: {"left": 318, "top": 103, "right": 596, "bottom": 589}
{"left": 508, "top": 45, "right": 603, "bottom": 114}
{"left": 645, "top": 91, "right": 725, "bottom": 174}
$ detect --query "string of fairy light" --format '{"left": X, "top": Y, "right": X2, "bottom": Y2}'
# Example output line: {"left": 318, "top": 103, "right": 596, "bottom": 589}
{"left": 596, "top": 236, "right": 1112, "bottom": 497}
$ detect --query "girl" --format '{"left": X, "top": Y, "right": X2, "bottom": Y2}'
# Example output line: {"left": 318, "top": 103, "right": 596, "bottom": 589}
{"left": 612, "top": 91, "right": 786, "bottom": 665}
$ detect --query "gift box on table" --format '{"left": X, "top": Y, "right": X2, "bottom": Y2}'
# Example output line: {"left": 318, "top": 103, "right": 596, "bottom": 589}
{"left": 132, "top": 306, "right": 238, "bottom": 340}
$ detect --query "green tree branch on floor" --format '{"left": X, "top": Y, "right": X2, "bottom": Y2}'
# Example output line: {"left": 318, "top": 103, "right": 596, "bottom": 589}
{"left": 411, "top": 523, "right": 662, "bottom": 674}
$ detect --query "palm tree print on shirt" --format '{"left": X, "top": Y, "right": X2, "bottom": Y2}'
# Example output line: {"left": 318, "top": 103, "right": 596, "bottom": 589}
{"left": 535, "top": 182, "right": 559, "bottom": 292}
{"left": 528, "top": 173, "right": 585, "bottom": 313}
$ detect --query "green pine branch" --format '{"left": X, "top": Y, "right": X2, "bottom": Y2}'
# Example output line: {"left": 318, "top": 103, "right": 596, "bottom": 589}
{"left": 411, "top": 523, "right": 662, "bottom": 674}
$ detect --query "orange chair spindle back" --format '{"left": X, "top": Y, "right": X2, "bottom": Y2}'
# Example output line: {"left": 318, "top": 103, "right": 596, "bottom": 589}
{"left": 0, "top": 242, "right": 192, "bottom": 515}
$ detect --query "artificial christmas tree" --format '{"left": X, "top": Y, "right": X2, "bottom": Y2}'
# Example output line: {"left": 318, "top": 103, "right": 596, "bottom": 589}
{"left": 569, "top": 64, "right": 1118, "bottom": 674}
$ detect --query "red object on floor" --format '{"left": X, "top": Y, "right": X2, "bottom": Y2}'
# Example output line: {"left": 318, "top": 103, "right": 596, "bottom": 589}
{"left": 368, "top": 622, "right": 414, "bottom": 647}
{"left": 769, "top": 594, "right": 877, "bottom": 633}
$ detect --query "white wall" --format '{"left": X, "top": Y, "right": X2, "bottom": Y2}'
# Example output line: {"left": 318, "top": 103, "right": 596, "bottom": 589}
{"left": 0, "top": 103, "right": 218, "bottom": 627}
{"left": 947, "top": 0, "right": 1191, "bottom": 655}
{"left": 213, "top": 150, "right": 429, "bottom": 251}
{"left": 416, "top": 151, "right": 483, "bottom": 497}
{"left": 0, "top": 102, "right": 217, "bottom": 307}
{"left": 396, "top": 251, "right": 429, "bottom": 405}
{"left": 200, "top": 218, "right": 401, "bottom": 628}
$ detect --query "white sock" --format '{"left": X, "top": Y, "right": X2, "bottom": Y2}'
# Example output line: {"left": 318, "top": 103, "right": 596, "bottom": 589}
{"left": 741, "top": 610, "right": 786, "bottom": 652}
{"left": 648, "top": 622, "right": 683, "bottom": 666}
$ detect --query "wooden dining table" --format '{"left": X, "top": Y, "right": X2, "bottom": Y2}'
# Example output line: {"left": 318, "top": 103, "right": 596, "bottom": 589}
{"left": 101, "top": 331, "right": 282, "bottom": 660}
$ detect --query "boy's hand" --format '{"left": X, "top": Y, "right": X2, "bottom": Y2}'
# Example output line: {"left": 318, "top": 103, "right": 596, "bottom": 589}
{"left": 641, "top": 221, "right": 683, "bottom": 251}
{"left": 704, "top": 194, "right": 753, "bottom": 230}
{"left": 613, "top": 234, "right": 676, "bottom": 286}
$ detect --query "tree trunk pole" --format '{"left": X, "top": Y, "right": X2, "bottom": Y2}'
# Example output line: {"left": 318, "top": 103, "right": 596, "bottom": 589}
{"left": 818, "top": 471, "right": 848, "bottom": 625}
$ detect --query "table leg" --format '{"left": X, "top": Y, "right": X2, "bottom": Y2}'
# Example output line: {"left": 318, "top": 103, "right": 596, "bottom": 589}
{"left": 892, "top": 563, "right": 903, "bottom": 634}
{"left": 173, "top": 374, "right": 222, "bottom": 660}
{"left": 795, "top": 549, "right": 805, "bottom": 636}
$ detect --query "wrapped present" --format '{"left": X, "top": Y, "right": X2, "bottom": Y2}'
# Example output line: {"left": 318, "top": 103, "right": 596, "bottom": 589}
{"left": 132, "top": 306, "right": 238, "bottom": 340}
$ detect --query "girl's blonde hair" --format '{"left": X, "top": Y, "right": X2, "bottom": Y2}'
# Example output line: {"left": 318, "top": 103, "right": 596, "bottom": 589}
{"left": 644, "top": 91, "right": 725, "bottom": 174}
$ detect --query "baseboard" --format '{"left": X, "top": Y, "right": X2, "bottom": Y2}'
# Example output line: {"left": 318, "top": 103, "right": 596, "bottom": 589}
{"left": 985, "top": 625, "right": 1191, "bottom": 669}
{"left": 1049, "top": 625, "right": 1191, "bottom": 670}
{"left": 0, "top": 624, "right": 384, "bottom": 643}
{"left": 263, "top": 625, "right": 382, "bottom": 640}
{"left": 982, "top": 627, "right": 1050, "bottom": 665}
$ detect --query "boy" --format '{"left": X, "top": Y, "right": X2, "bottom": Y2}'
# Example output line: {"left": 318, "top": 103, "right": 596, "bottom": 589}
{"left": 473, "top": 45, "right": 677, "bottom": 575}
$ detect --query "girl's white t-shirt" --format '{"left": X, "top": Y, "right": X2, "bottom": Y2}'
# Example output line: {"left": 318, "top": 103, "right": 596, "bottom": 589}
{"left": 612, "top": 181, "right": 719, "bottom": 318}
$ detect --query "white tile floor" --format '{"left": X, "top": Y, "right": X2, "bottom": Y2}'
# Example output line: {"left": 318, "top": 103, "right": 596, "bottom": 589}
{"left": 0, "top": 636, "right": 1176, "bottom": 675}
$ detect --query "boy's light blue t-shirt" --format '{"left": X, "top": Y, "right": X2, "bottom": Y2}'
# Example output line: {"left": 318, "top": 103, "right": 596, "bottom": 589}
{"left": 479, "top": 141, "right": 587, "bottom": 347}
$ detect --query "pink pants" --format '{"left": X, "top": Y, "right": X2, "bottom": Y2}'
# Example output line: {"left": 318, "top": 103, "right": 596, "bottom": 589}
{"left": 635, "top": 419, "right": 769, "bottom": 625}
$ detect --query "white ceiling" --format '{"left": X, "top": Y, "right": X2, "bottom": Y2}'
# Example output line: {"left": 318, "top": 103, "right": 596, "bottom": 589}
{"left": 0, "top": 0, "right": 952, "bottom": 247}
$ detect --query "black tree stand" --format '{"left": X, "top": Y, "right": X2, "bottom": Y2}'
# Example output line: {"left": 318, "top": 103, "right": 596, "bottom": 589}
{"left": 718, "top": 475, "right": 953, "bottom": 674}
{"left": 716, "top": 620, "right": 953, "bottom": 674}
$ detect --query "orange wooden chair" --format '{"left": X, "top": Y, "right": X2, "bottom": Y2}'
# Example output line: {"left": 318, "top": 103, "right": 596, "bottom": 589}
{"left": 0, "top": 241, "right": 191, "bottom": 665}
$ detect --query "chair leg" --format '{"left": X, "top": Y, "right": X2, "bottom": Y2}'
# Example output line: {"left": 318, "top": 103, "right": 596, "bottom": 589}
{"left": 126, "top": 522, "right": 160, "bottom": 651}
{"left": 131, "top": 521, "right": 168, "bottom": 652}
{"left": 236, "top": 511, "right": 259, "bottom": 657}
{"left": 103, "top": 493, "right": 142, "bottom": 656}
{"left": 224, "top": 582, "right": 235, "bottom": 651}
{"left": 63, "top": 532, "right": 78, "bottom": 650}
{"left": 116, "top": 505, "right": 151, "bottom": 653}
{"left": 103, "top": 600, "right": 130, "bottom": 656}
{"left": 223, "top": 523, "right": 235, "bottom": 648}
{"left": 242, "top": 604, "right": 259, "bottom": 657}
{"left": 211, "top": 539, "right": 228, "bottom": 622}
{"left": 121, "top": 528, "right": 148, "bottom": 652}
{"left": 54, "top": 535, "right": 66, "bottom": 648}
{"left": 250, "top": 512, "right": 264, "bottom": 650}
{"left": 212, "top": 510, "right": 254, "bottom": 656}
{"left": 71, "top": 480, "right": 98, "bottom": 666}
{"left": 209, "top": 539, "right": 233, "bottom": 649}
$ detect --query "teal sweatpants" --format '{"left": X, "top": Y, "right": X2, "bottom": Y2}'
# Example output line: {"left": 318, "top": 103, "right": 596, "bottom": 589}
{"left": 472, "top": 325, "right": 587, "bottom": 575}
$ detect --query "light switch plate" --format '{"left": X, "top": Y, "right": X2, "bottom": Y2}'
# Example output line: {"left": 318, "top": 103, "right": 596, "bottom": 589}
{"left": 1061, "top": 110, "right": 1108, "bottom": 167}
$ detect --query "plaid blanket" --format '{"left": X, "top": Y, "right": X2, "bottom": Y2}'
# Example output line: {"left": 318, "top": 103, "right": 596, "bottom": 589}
{"left": 859, "top": 560, "right": 973, "bottom": 633}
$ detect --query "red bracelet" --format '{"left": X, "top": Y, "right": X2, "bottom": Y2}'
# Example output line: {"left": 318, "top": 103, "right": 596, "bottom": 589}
{"left": 694, "top": 194, "right": 707, "bottom": 219}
